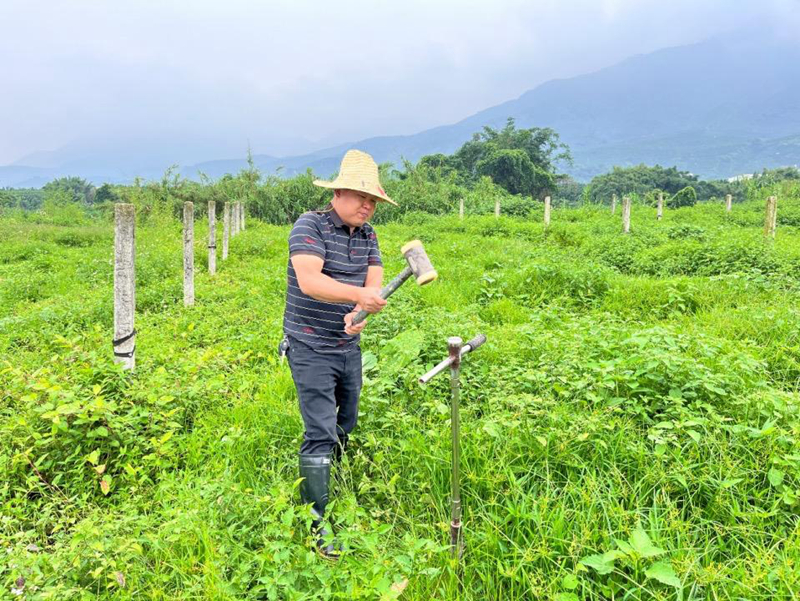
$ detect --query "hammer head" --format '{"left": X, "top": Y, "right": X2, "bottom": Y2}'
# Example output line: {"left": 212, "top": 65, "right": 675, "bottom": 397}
{"left": 400, "top": 239, "right": 438, "bottom": 285}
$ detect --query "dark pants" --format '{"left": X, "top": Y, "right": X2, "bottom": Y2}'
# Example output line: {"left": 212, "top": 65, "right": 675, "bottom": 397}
{"left": 287, "top": 340, "right": 362, "bottom": 456}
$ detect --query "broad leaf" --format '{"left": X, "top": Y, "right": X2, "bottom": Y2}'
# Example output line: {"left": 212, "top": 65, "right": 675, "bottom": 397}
{"left": 579, "top": 550, "right": 624, "bottom": 575}
{"left": 645, "top": 561, "right": 680, "bottom": 587}
{"left": 629, "top": 526, "right": 665, "bottom": 558}
{"left": 768, "top": 467, "right": 784, "bottom": 487}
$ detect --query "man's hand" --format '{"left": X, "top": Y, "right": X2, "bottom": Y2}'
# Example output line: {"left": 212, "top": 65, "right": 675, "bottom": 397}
{"left": 344, "top": 309, "right": 367, "bottom": 336}
{"left": 356, "top": 287, "right": 387, "bottom": 314}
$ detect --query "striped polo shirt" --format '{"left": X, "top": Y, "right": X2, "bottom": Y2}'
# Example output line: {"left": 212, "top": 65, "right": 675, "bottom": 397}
{"left": 283, "top": 208, "right": 382, "bottom": 353}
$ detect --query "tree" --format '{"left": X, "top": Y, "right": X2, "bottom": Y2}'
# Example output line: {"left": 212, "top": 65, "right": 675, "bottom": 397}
{"left": 555, "top": 176, "right": 585, "bottom": 206}
{"left": 42, "top": 176, "right": 96, "bottom": 205}
{"left": 475, "top": 148, "right": 554, "bottom": 197}
{"left": 418, "top": 117, "right": 571, "bottom": 198}
{"left": 669, "top": 186, "right": 697, "bottom": 208}
{"left": 94, "top": 183, "right": 119, "bottom": 204}
{"left": 416, "top": 154, "right": 457, "bottom": 181}
{"left": 586, "top": 164, "right": 738, "bottom": 204}
{"left": 0, "top": 189, "right": 18, "bottom": 208}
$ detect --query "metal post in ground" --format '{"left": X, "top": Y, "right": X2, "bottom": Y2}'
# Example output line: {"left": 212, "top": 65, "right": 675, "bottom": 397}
{"left": 418, "top": 333, "right": 487, "bottom": 564}
{"left": 448, "top": 336, "right": 463, "bottom": 560}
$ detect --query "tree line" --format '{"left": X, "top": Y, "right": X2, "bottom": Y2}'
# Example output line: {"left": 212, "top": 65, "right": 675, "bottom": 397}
{"left": 3, "top": 120, "right": 799, "bottom": 224}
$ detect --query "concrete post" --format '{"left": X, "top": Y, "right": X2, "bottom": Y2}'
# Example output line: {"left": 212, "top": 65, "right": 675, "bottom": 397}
{"left": 208, "top": 201, "right": 216, "bottom": 276}
{"left": 726, "top": 194, "right": 732, "bottom": 212}
{"left": 657, "top": 193, "right": 664, "bottom": 221}
{"left": 113, "top": 204, "right": 136, "bottom": 371}
{"left": 764, "top": 195, "right": 778, "bottom": 238}
{"left": 611, "top": 194, "right": 617, "bottom": 214}
{"left": 494, "top": 198, "right": 500, "bottom": 219}
{"left": 544, "top": 195, "right": 551, "bottom": 227}
{"left": 459, "top": 197, "right": 464, "bottom": 220}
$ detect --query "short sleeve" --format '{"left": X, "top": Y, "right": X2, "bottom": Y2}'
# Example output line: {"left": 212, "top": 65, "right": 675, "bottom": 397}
{"left": 367, "top": 229, "right": 382, "bottom": 266}
{"left": 289, "top": 214, "right": 326, "bottom": 260}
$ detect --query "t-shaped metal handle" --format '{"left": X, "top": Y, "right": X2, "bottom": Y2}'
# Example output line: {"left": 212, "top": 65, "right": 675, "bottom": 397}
{"left": 418, "top": 333, "right": 487, "bottom": 384}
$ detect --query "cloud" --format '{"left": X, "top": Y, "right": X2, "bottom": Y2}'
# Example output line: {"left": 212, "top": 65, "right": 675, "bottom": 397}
{"left": 0, "top": 0, "right": 796, "bottom": 165}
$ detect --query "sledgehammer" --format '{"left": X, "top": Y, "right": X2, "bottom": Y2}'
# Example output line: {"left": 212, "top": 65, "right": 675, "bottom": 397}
{"left": 351, "top": 240, "right": 437, "bottom": 325}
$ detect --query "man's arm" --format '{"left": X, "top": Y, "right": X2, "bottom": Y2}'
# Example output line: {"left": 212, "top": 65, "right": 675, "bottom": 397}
{"left": 365, "top": 265, "right": 383, "bottom": 290}
{"left": 291, "top": 254, "right": 387, "bottom": 312}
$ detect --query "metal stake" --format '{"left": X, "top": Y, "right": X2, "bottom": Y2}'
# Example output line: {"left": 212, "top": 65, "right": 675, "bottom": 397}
{"left": 418, "top": 333, "right": 486, "bottom": 564}
{"left": 448, "top": 336, "right": 463, "bottom": 559}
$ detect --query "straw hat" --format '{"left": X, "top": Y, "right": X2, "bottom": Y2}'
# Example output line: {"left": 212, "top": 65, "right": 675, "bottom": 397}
{"left": 313, "top": 149, "right": 397, "bottom": 206}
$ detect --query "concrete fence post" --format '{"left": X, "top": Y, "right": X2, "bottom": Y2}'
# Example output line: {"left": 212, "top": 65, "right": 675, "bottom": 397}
{"left": 495, "top": 198, "right": 500, "bottom": 219}
{"left": 544, "top": 195, "right": 551, "bottom": 227}
{"left": 611, "top": 194, "right": 617, "bottom": 214}
{"left": 764, "top": 195, "right": 778, "bottom": 238}
{"left": 113, "top": 204, "right": 136, "bottom": 371}
{"left": 622, "top": 196, "right": 631, "bottom": 234}
{"left": 726, "top": 194, "right": 732, "bottom": 212}
{"left": 657, "top": 192, "right": 664, "bottom": 221}
{"left": 208, "top": 201, "right": 216, "bottom": 276}
{"left": 459, "top": 197, "right": 464, "bottom": 220}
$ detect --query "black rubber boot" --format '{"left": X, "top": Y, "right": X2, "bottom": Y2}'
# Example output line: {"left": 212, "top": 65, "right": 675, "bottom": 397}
{"left": 299, "top": 454, "right": 341, "bottom": 560}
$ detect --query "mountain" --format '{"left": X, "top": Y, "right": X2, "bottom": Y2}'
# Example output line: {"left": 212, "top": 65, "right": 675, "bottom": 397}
{"left": 3, "top": 28, "right": 799, "bottom": 187}
{"left": 240, "top": 31, "right": 798, "bottom": 182}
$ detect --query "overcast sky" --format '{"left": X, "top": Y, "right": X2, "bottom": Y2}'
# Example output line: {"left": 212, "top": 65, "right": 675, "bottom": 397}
{"left": 1, "top": 0, "right": 798, "bottom": 165}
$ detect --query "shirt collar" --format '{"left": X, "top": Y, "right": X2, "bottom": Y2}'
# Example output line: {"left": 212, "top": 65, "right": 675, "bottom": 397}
{"left": 328, "top": 208, "right": 361, "bottom": 233}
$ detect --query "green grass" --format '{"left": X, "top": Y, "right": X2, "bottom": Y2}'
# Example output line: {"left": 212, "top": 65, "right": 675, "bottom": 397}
{"left": 2, "top": 198, "right": 800, "bottom": 599}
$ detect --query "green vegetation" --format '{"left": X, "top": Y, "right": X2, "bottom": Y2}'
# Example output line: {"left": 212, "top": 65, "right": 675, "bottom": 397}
{"left": 2, "top": 177, "right": 800, "bottom": 598}
{"left": 584, "top": 165, "right": 734, "bottom": 206}
{"left": 417, "top": 118, "right": 571, "bottom": 199}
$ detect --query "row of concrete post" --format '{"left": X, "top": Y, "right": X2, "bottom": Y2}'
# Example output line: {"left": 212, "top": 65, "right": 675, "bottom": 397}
{"left": 462, "top": 195, "right": 553, "bottom": 224}
{"left": 458, "top": 191, "right": 756, "bottom": 229}
{"left": 618, "top": 193, "right": 777, "bottom": 236}
{"left": 114, "top": 200, "right": 246, "bottom": 370}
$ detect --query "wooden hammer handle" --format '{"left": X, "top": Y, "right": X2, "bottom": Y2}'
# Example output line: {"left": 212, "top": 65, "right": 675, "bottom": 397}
{"left": 351, "top": 265, "right": 412, "bottom": 325}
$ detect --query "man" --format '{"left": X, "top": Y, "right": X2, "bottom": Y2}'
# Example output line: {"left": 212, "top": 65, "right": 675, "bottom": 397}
{"left": 283, "top": 149, "right": 396, "bottom": 559}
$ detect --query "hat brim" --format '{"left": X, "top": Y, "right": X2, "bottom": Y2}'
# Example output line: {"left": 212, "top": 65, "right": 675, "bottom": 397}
{"left": 313, "top": 178, "right": 398, "bottom": 206}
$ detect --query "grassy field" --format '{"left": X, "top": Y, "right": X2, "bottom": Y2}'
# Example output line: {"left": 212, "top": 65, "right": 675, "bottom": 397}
{"left": 2, "top": 197, "right": 800, "bottom": 599}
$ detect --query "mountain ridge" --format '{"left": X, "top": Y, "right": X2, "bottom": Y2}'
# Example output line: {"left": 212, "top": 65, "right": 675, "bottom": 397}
{"left": 3, "top": 29, "right": 799, "bottom": 188}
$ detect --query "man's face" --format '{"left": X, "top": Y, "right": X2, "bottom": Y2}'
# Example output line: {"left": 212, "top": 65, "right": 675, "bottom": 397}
{"left": 332, "top": 189, "right": 378, "bottom": 228}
